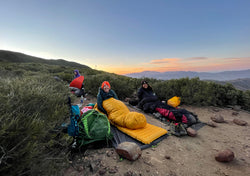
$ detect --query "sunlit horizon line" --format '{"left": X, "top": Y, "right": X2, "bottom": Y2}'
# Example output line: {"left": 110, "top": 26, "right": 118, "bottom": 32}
{"left": 103, "top": 67, "right": 250, "bottom": 75}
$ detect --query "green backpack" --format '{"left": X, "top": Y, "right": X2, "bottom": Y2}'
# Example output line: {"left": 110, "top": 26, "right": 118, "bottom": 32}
{"left": 77, "top": 109, "right": 113, "bottom": 147}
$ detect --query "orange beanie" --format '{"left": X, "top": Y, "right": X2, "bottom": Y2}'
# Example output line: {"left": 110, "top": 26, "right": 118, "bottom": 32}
{"left": 101, "top": 81, "right": 111, "bottom": 89}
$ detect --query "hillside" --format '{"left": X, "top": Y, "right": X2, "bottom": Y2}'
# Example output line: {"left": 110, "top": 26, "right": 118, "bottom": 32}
{"left": 0, "top": 50, "right": 89, "bottom": 68}
{"left": 212, "top": 78, "right": 250, "bottom": 91}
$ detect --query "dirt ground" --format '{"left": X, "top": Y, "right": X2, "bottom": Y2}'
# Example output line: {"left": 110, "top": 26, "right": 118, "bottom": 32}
{"left": 64, "top": 94, "right": 250, "bottom": 176}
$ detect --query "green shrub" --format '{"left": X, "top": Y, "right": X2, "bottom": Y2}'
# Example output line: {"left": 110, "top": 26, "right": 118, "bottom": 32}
{"left": 0, "top": 74, "right": 71, "bottom": 175}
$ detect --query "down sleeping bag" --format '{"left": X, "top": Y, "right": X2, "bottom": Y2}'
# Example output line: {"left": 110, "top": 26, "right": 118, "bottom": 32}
{"left": 102, "top": 98, "right": 147, "bottom": 129}
{"left": 95, "top": 98, "right": 167, "bottom": 144}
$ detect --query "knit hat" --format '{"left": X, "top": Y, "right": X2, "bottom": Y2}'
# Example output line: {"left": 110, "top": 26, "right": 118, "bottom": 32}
{"left": 141, "top": 80, "right": 148, "bottom": 86}
{"left": 101, "top": 81, "right": 111, "bottom": 89}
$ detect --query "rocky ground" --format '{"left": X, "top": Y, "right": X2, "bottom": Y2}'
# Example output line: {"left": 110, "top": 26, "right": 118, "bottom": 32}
{"left": 64, "top": 94, "right": 250, "bottom": 176}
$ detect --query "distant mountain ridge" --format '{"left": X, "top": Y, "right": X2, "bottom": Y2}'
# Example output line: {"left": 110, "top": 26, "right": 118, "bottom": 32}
{"left": 213, "top": 78, "right": 250, "bottom": 91}
{"left": 126, "top": 70, "right": 250, "bottom": 81}
{"left": 0, "top": 50, "right": 89, "bottom": 68}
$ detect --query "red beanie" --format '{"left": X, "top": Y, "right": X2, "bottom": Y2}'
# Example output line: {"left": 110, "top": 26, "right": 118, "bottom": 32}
{"left": 101, "top": 81, "right": 111, "bottom": 89}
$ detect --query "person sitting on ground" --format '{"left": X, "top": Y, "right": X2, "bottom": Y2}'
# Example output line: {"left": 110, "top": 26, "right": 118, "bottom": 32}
{"left": 73, "top": 69, "right": 81, "bottom": 79}
{"left": 97, "top": 81, "right": 118, "bottom": 114}
{"left": 69, "top": 69, "right": 84, "bottom": 97}
{"left": 137, "top": 80, "right": 160, "bottom": 112}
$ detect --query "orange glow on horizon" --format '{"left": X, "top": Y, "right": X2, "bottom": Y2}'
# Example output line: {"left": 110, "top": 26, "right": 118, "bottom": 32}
{"left": 100, "top": 57, "right": 250, "bottom": 75}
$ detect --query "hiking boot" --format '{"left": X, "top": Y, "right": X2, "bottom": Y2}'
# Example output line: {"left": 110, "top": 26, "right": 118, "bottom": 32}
{"left": 169, "top": 122, "right": 175, "bottom": 132}
{"left": 178, "top": 123, "right": 187, "bottom": 136}
{"left": 169, "top": 122, "right": 180, "bottom": 137}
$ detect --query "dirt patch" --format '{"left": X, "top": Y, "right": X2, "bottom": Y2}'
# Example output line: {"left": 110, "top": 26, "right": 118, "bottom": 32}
{"left": 66, "top": 94, "right": 250, "bottom": 176}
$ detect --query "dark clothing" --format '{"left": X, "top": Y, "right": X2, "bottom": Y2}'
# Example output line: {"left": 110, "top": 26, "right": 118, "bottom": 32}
{"left": 138, "top": 96, "right": 159, "bottom": 112}
{"left": 97, "top": 87, "right": 118, "bottom": 114}
{"left": 137, "top": 86, "right": 159, "bottom": 112}
{"left": 137, "top": 86, "right": 155, "bottom": 101}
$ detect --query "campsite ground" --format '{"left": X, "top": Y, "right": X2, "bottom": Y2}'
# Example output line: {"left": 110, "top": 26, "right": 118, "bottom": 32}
{"left": 64, "top": 94, "right": 250, "bottom": 176}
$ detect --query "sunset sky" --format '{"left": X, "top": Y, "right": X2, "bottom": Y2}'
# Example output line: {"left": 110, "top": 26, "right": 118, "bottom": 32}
{"left": 1, "top": 0, "right": 250, "bottom": 75}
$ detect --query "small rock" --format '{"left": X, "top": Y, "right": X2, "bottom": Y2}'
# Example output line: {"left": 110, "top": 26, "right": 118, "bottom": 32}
{"left": 232, "top": 112, "right": 239, "bottom": 116}
{"left": 106, "top": 150, "right": 114, "bottom": 157}
{"left": 77, "top": 166, "right": 84, "bottom": 172}
{"left": 233, "top": 105, "right": 241, "bottom": 111}
{"left": 90, "top": 159, "right": 101, "bottom": 173}
{"left": 212, "top": 108, "right": 220, "bottom": 112}
{"left": 211, "top": 114, "right": 225, "bottom": 123}
{"left": 124, "top": 170, "right": 138, "bottom": 176}
{"left": 207, "top": 120, "right": 217, "bottom": 127}
{"left": 215, "top": 149, "right": 235, "bottom": 162}
{"left": 98, "top": 168, "right": 106, "bottom": 175}
{"left": 187, "top": 127, "right": 197, "bottom": 137}
{"left": 240, "top": 158, "right": 245, "bottom": 161}
{"left": 108, "top": 166, "right": 118, "bottom": 174}
{"left": 165, "top": 155, "right": 171, "bottom": 159}
{"left": 124, "top": 98, "right": 130, "bottom": 102}
{"left": 116, "top": 142, "right": 142, "bottom": 161}
{"left": 233, "top": 119, "right": 248, "bottom": 126}
{"left": 142, "top": 156, "right": 153, "bottom": 166}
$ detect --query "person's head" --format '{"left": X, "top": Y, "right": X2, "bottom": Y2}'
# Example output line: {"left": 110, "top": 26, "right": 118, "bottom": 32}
{"left": 141, "top": 80, "right": 149, "bottom": 89}
{"left": 101, "top": 81, "right": 111, "bottom": 93}
{"left": 74, "top": 69, "right": 80, "bottom": 76}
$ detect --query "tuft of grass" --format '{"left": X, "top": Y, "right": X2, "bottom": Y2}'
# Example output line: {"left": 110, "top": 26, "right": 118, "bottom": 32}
{"left": 0, "top": 74, "right": 72, "bottom": 175}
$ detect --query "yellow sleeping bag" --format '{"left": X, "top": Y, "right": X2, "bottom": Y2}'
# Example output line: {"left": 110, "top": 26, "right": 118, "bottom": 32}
{"left": 102, "top": 98, "right": 147, "bottom": 129}
{"left": 97, "top": 98, "right": 168, "bottom": 144}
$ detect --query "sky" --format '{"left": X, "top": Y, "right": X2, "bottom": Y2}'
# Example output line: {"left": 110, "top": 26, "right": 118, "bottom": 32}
{"left": 0, "top": 0, "right": 250, "bottom": 75}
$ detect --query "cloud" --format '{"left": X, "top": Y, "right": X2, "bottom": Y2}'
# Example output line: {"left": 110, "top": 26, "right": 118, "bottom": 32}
{"left": 148, "top": 58, "right": 179, "bottom": 65}
{"left": 225, "top": 57, "right": 250, "bottom": 62}
{"left": 187, "top": 57, "right": 208, "bottom": 60}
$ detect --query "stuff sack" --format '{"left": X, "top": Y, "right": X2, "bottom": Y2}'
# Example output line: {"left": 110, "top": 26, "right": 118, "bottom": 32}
{"left": 167, "top": 96, "right": 181, "bottom": 108}
{"left": 77, "top": 109, "right": 113, "bottom": 146}
{"left": 67, "top": 105, "right": 81, "bottom": 136}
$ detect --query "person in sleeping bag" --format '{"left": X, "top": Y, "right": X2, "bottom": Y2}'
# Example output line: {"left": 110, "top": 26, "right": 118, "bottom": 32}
{"left": 97, "top": 81, "right": 118, "bottom": 114}
{"left": 137, "top": 80, "right": 160, "bottom": 112}
{"left": 73, "top": 69, "right": 81, "bottom": 79}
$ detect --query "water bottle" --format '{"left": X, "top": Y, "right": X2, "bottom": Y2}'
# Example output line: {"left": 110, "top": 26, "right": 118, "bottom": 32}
{"left": 80, "top": 95, "right": 84, "bottom": 104}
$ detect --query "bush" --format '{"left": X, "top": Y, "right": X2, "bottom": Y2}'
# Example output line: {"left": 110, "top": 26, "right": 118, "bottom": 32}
{"left": 0, "top": 74, "right": 71, "bottom": 175}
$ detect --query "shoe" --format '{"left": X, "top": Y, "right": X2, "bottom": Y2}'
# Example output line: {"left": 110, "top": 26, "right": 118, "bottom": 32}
{"left": 178, "top": 123, "right": 187, "bottom": 136}
{"left": 169, "top": 122, "right": 180, "bottom": 137}
{"left": 169, "top": 122, "right": 175, "bottom": 132}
